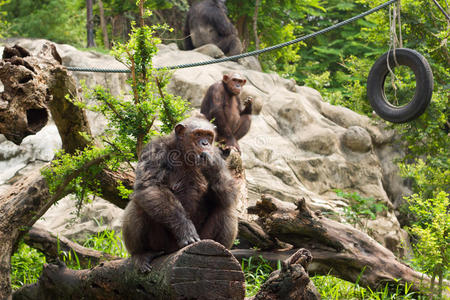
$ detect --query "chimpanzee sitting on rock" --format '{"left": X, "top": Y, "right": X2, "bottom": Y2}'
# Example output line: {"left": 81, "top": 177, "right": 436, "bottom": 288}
{"left": 184, "top": 0, "right": 243, "bottom": 56}
{"left": 201, "top": 72, "right": 252, "bottom": 153}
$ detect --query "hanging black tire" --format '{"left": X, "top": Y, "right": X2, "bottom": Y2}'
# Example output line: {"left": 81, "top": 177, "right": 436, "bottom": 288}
{"left": 367, "top": 48, "right": 433, "bottom": 123}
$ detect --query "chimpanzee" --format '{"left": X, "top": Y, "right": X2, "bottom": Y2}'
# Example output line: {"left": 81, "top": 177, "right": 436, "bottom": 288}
{"left": 183, "top": 0, "right": 243, "bottom": 56}
{"left": 122, "top": 115, "right": 239, "bottom": 272}
{"left": 200, "top": 73, "right": 252, "bottom": 153}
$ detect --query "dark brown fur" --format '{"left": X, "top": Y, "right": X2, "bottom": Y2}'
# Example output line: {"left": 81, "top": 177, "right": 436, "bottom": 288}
{"left": 122, "top": 116, "right": 238, "bottom": 272}
{"left": 183, "top": 0, "right": 243, "bottom": 56}
{"left": 200, "top": 73, "right": 252, "bottom": 152}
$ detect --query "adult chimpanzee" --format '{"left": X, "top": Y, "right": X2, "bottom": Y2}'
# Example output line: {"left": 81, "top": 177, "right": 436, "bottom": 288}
{"left": 122, "top": 115, "right": 239, "bottom": 272}
{"left": 184, "top": 0, "right": 243, "bottom": 56}
{"left": 200, "top": 73, "right": 252, "bottom": 153}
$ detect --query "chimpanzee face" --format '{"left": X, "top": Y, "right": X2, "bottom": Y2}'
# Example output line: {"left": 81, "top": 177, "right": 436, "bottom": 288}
{"left": 191, "top": 129, "right": 215, "bottom": 155}
{"left": 223, "top": 73, "right": 246, "bottom": 95}
{"left": 175, "top": 118, "right": 216, "bottom": 159}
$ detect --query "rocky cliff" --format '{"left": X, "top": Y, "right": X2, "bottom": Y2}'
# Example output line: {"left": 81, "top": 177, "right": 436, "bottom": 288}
{"left": 0, "top": 39, "right": 411, "bottom": 254}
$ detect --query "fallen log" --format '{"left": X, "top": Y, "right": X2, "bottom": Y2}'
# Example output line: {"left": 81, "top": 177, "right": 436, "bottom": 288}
{"left": 250, "top": 194, "right": 449, "bottom": 295}
{"left": 13, "top": 240, "right": 246, "bottom": 300}
{"left": 24, "top": 225, "right": 118, "bottom": 268}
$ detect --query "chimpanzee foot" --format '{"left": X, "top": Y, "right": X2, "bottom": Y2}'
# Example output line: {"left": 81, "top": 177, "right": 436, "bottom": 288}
{"left": 132, "top": 251, "right": 165, "bottom": 273}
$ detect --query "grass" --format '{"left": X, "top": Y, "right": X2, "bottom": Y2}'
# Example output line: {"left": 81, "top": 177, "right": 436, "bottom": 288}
{"left": 11, "top": 242, "right": 46, "bottom": 290}
{"left": 311, "top": 275, "right": 424, "bottom": 300}
{"left": 241, "top": 255, "right": 280, "bottom": 297}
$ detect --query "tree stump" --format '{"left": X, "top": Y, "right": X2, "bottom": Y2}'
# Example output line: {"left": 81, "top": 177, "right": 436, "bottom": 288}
{"left": 13, "top": 240, "right": 246, "bottom": 300}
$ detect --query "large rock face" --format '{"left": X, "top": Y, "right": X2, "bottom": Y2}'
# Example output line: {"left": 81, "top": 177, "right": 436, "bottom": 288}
{"left": 0, "top": 39, "right": 410, "bottom": 255}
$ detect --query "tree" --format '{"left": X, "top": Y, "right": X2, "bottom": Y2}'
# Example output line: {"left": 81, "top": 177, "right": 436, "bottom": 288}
{"left": 3, "top": 0, "right": 86, "bottom": 46}
{"left": 86, "top": 0, "right": 96, "bottom": 47}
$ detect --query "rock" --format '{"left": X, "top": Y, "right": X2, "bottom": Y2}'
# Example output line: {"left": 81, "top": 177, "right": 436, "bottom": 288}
{"left": 35, "top": 195, "right": 123, "bottom": 242}
{"left": 238, "top": 56, "right": 262, "bottom": 72}
{"left": 193, "top": 43, "right": 225, "bottom": 58}
{"left": 342, "top": 126, "right": 372, "bottom": 153}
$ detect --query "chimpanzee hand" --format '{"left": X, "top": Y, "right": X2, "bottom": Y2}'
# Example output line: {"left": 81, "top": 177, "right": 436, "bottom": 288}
{"left": 241, "top": 96, "right": 253, "bottom": 115}
{"left": 199, "top": 151, "right": 226, "bottom": 175}
{"left": 199, "top": 151, "right": 218, "bottom": 170}
{"left": 244, "top": 96, "right": 253, "bottom": 108}
{"left": 177, "top": 219, "right": 200, "bottom": 248}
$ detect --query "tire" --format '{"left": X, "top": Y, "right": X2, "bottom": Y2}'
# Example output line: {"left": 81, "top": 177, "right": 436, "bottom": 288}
{"left": 367, "top": 48, "right": 433, "bottom": 123}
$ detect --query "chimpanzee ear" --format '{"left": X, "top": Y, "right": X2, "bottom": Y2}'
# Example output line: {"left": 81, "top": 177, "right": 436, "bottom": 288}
{"left": 175, "top": 123, "right": 186, "bottom": 136}
{"left": 223, "top": 74, "right": 230, "bottom": 82}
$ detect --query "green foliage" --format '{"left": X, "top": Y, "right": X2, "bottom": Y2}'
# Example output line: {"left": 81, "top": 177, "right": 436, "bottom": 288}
{"left": 82, "top": 228, "right": 128, "bottom": 258}
{"left": 241, "top": 255, "right": 277, "bottom": 297}
{"left": 89, "top": 18, "right": 189, "bottom": 157}
{"left": 0, "top": 0, "right": 9, "bottom": 38}
{"left": 406, "top": 191, "right": 449, "bottom": 297}
{"left": 335, "top": 189, "right": 387, "bottom": 227}
{"left": 226, "top": 0, "right": 326, "bottom": 78}
{"left": 11, "top": 242, "right": 46, "bottom": 290}
{"left": 41, "top": 146, "right": 111, "bottom": 214}
{"left": 3, "top": 0, "right": 85, "bottom": 46}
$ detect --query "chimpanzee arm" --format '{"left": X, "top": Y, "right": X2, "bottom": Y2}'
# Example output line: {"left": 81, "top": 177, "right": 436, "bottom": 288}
{"left": 132, "top": 186, "right": 200, "bottom": 247}
{"left": 133, "top": 139, "right": 200, "bottom": 247}
{"left": 201, "top": 150, "right": 238, "bottom": 208}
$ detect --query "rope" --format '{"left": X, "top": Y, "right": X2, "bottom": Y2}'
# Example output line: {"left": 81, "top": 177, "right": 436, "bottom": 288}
{"left": 387, "top": 1, "right": 403, "bottom": 104}
{"left": 431, "top": 0, "right": 450, "bottom": 20}
{"left": 66, "top": 0, "right": 398, "bottom": 73}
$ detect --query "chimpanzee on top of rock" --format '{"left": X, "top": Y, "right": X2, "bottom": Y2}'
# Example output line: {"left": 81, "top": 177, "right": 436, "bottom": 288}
{"left": 184, "top": 0, "right": 243, "bottom": 56}
{"left": 201, "top": 72, "right": 252, "bottom": 153}
{"left": 122, "top": 115, "right": 239, "bottom": 272}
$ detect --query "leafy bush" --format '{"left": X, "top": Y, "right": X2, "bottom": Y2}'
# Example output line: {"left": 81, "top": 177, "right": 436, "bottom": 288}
{"left": 335, "top": 189, "right": 387, "bottom": 229}
{"left": 406, "top": 191, "right": 449, "bottom": 297}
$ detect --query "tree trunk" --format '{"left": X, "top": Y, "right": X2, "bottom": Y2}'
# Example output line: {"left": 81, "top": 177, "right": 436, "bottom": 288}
{"left": 249, "top": 194, "right": 450, "bottom": 296}
{"left": 13, "top": 240, "right": 246, "bottom": 300}
{"left": 236, "top": 15, "right": 249, "bottom": 51}
{"left": 98, "top": 0, "right": 110, "bottom": 49}
{"left": 138, "top": 0, "right": 145, "bottom": 27}
{"left": 86, "top": 0, "right": 96, "bottom": 48}
{"left": 252, "top": 0, "right": 260, "bottom": 51}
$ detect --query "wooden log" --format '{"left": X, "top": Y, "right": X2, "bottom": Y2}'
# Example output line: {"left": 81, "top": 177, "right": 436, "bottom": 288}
{"left": 250, "top": 194, "right": 450, "bottom": 295}
{"left": 13, "top": 240, "right": 246, "bottom": 300}
{"left": 24, "top": 225, "right": 117, "bottom": 268}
